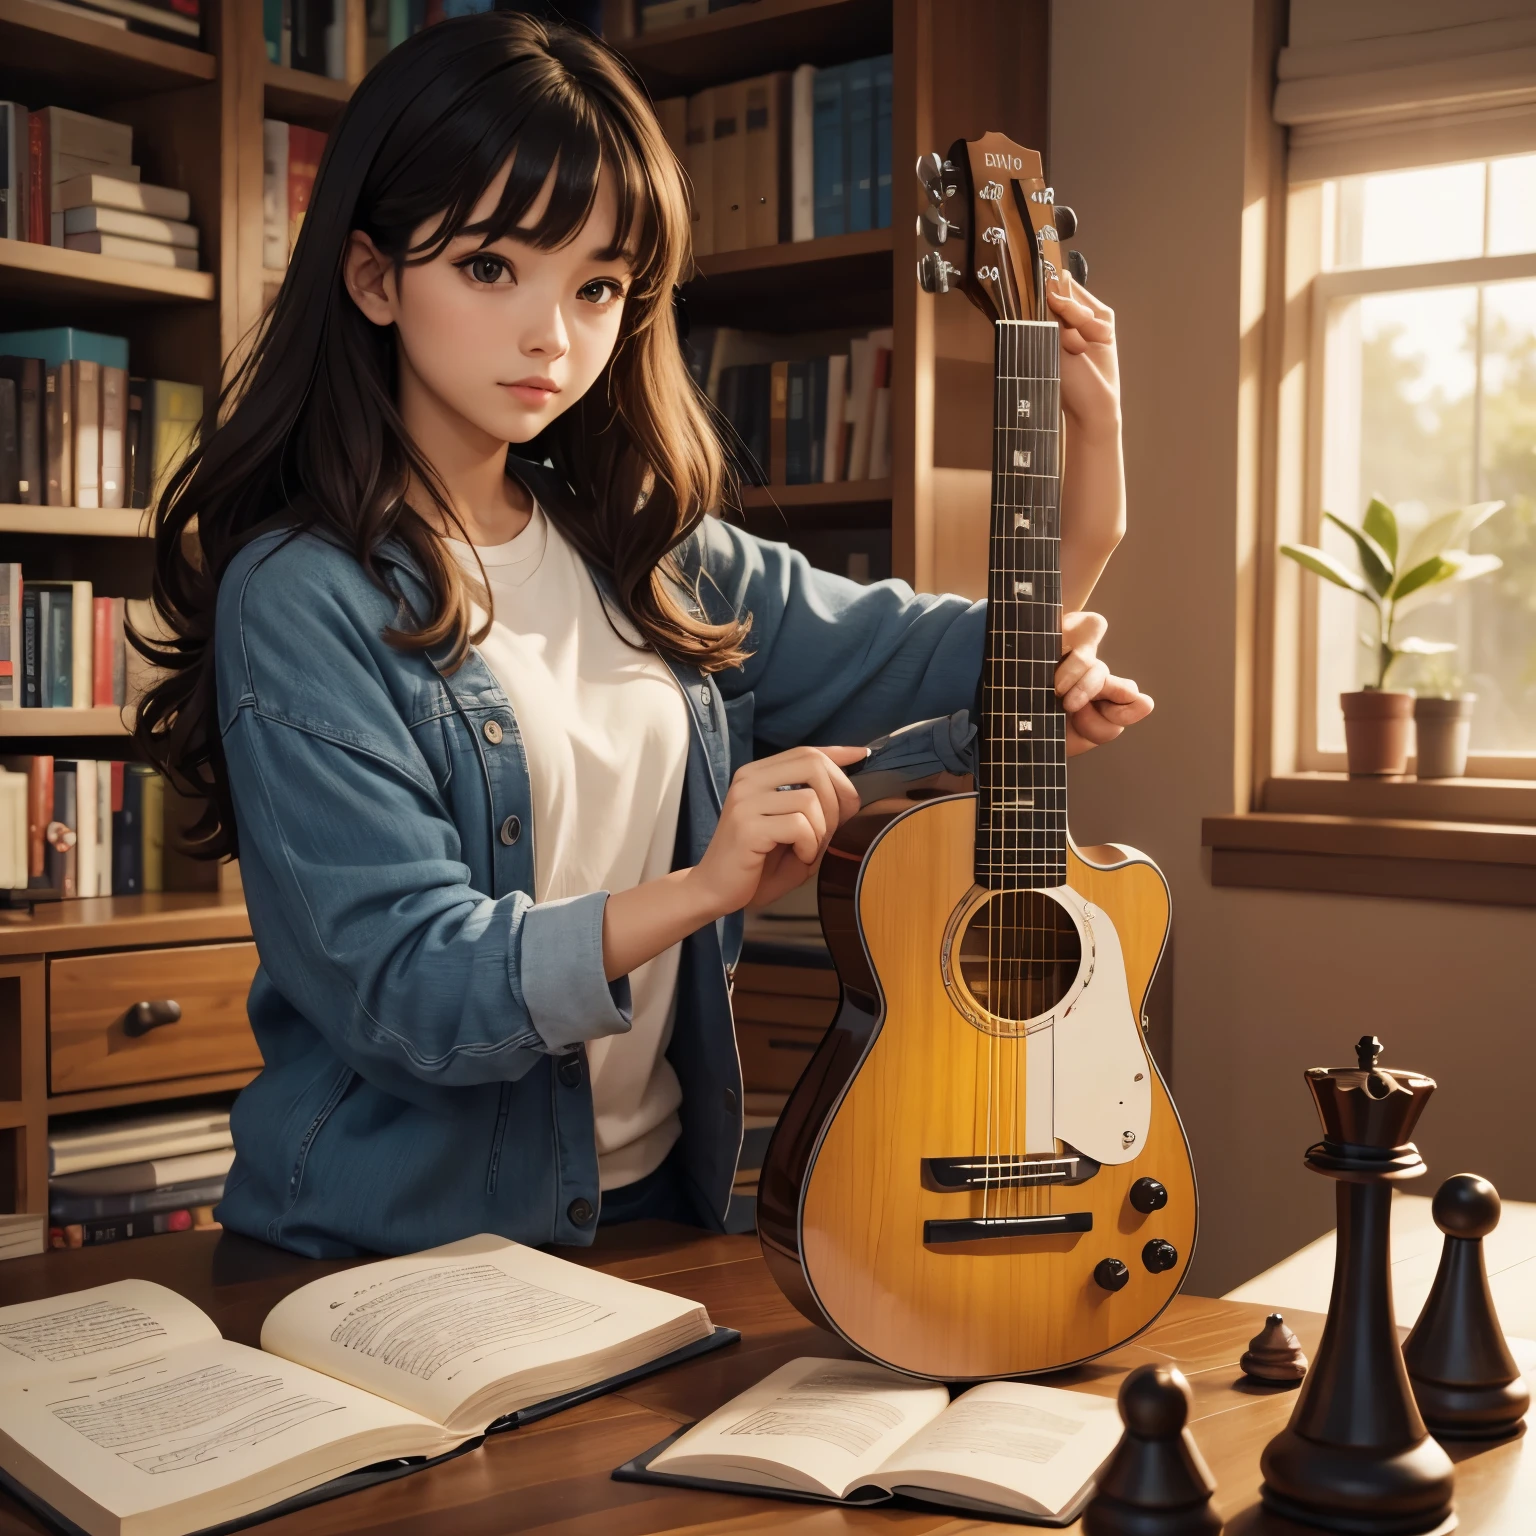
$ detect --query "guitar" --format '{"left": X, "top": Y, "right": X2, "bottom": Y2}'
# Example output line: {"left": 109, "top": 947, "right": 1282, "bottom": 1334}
{"left": 757, "top": 132, "right": 1197, "bottom": 1381}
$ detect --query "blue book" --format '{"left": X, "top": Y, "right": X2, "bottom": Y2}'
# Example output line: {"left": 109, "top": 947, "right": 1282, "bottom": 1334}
{"left": 0, "top": 330, "right": 128, "bottom": 373}
{"left": 263, "top": 0, "right": 281, "bottom": 62}
{"left": 113, "top": 766, "right": 145, "bottom": 896}
{"left": 873, "top": 54, "right": 893, "bottom": 229}
{"left": 812, "top": 65, "right": 846, "bottom": 239}
{"left": 844, "top": 58, "right": 875, "bottom": 234}
{"left": 46, "top": 588, "right": 71, "bottom": 708}
{"left": 785, "top": 361, "right": 809, "bottom": 485}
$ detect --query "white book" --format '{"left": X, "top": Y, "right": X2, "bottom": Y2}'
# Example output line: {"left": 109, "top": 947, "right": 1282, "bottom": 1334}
{"left": 822, "top": 352, "right": 848, "bottom": 482}
{"left": 0, "top": 1236, "right": 715, "bottom": 1536}
{"left": 62, "top": 232, "right": 198, "bottom": 269}
{"left": 868, "top": 380, "right": 892, "bottom": 480}
{"left": 54, "top": 173, "right": 188, "bottom": 221}
{"left": 50, "top": 1109, "right": 233, "bottom": 1176}
{"left": 638, "top": 1356, "right": 1122, "bottom": 1522}
{"left": 51, "top": 1147, "right": 236, "bottom": 1198}
{"left": 0, "top": 563, "right": 20, "bottom": 707}
{"left": 790, "top": 64, "right": 816, "bottom": 242}
{"left": 62, "top": 206, "right": 198, "bottom": 249}
{"left": 0, "top": 771, "right": 20, "bottom": 889}
{"left": 262, "top": 120, "right": 289, "bottom": 269}
{"left": 63, "top": 579, "right": 93, "bottom": 707}
{"left": 0, "top": 1213, "right": 43, "bottom": 1260}
{"left": 95, "top": 758, "right": 112, "bottom": 894}
{"left": 75, "top": 758, "right": 97, "bottom": 899}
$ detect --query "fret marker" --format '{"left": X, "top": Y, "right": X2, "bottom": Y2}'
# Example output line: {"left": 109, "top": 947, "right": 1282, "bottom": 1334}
{"left": 1017, "top": 399, "right": 1030, "bottom": 419}
{"left": 1012, "top": 449, "right": 1032, "bottom": 469}
{"left": 1018, "top": 718, "right": 1032, "bottom": 733}
{"left": 1013, "top": 580, "right": 1033, "bottom": 596}
{"left": 1014, "top": 513, "right": 1030, "bottom": 530}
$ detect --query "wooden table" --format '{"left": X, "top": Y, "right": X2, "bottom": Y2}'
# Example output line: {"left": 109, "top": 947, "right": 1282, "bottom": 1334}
{"left": 0, "top": 1225, "right": 1528, "bottom": 1534}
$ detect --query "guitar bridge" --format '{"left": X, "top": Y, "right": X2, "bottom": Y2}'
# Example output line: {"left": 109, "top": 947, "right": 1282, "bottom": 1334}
{"left": 924, "top": 1212, "right": 1093, "bottom": 1244}
{"left": 922, "top": 1153, "right": 1100, "bottom": 1191}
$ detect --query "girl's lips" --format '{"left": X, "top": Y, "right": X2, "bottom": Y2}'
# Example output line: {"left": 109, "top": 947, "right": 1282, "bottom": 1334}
{"left": 502, "top": 382, "right": 558, "bottom": 406}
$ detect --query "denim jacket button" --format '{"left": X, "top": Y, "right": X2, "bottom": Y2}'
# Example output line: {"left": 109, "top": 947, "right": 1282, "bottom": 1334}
{"left": 557, "top": 1054, "right": 582, "bottom": 1087}
{"left": 483, "top": 719, "right": 504, "bottom": 745}
{"left": 567, "top": 1197, "right": 595, "bottom": 1226}
{"left": 499, "top": 814, "right": 521, "bottom": 845}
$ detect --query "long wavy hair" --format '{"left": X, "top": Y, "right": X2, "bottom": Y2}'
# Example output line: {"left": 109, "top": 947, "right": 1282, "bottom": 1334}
{"left": 133, "top": 11, "right": 748, "bottom": 864}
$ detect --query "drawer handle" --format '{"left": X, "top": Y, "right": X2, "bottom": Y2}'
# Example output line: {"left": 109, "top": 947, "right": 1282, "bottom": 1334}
{"left": 121, "top": 1000, "right": 182, "bottom": 1037}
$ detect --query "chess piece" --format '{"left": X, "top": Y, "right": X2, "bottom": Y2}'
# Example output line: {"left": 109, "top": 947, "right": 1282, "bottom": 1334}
{"left": 1259, "top": 1036, "right": 1456, "bottom": 1535}
{"left": 1083, "top": 1364, "right": 1222, "bottom": 1536}
{"left": 1240, "top": 1313, "right": 1308, "bottom": 1385}
{"left": 1404, "top": 1173, "right": 1531, "bottom": 1441}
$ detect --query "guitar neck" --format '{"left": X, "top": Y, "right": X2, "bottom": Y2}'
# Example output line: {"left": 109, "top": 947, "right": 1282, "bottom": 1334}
{"left": 975, "top": 319, "right": 1065, "bottom": 890}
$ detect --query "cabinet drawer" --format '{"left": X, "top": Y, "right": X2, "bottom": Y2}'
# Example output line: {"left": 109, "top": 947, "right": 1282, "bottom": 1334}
{"left": 50, "top": 942, "right": 262, "bottom": 1095}
{"left": 736, "top": 1019, "right": 825, "bottom": 1094}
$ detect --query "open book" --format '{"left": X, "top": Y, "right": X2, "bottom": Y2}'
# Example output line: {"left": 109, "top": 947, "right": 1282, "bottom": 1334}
{"left": 616, "top": 1356, "right": 1123, "bottom": 1525}
{"left": 0, "top": 1234, "right": 723, "bottom": 1536}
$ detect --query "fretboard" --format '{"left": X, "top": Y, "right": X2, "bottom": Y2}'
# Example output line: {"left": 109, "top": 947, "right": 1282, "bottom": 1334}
{"left": 974, "top": 319, "right": 1065, "bottom": 890}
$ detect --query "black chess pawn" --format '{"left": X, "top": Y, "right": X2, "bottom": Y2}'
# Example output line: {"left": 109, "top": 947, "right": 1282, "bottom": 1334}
{"left": 1083, "top": 1364, "right": 1221, "bottom": 1536}
{"left": 1240, "top": 1313, "right": 1308, "bottom": 1385}
{"left": 1404, "top": 1173, "right": 1531, "bottom": 1441}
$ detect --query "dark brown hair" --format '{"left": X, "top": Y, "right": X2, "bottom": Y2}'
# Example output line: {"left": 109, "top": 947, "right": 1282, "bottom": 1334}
{"left": 133, "top": 12, "right": 748, "bottom": 863}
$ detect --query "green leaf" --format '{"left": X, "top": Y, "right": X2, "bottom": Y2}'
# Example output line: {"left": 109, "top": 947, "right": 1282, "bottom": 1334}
{"left": 1441, "top": 551, "right": 1503, "bottom": 583}
{"left": 1398, "top": 510, "right": 1465, "bottom": 575}
{"left": 1389, "top": 555, "right": 1453, "bottom": 603}
{"left": 1395, "top": 636, "right": 1458, "bottom": 655}
{"left": 1324, "top": 512, "right": 1393, "bottom": 595}
{"left": 1393, "top": 550, "right": 1505, "bottom": 611}
{"left": 1362, "top": 498, "right": 1399, "bottom": 566}
{"left": 1281, "top": 543, "right": 1376, "bottom": 601}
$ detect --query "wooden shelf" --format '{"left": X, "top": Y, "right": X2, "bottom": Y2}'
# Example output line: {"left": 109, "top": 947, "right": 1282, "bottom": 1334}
{"left": 686, "top": 228, "right": 894, "bottom": 330}
{"left": 621, "top": 0, "right": 890, "bottom": 96}
{"left": 49, "top": 1070, "right": 256, "bottom": 1118}
{"left": 0, "top": 707, "right": 129, "bottom": 737}
{"left": 0, "top": 890, "right": 248, "bottom": 960}
{"left": 0, "top": 239, "right": 214, "bottom": 306}
{"left": 737, "top": 479, "right": 892, "bottom": 526}
{"left": 0, "top": 0, "right": 213, "bottom": 103}
{"left": 0, "top": 506, "right": 152, "bottom": 538}
{"left": 263, "top": 60, "right": 352, "bottom": 125}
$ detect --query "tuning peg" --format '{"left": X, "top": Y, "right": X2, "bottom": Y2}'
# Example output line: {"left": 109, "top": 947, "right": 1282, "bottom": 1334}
{"left": 1053, "top": 205, "right": 1078, "bottom": 240}
{"left": 917, "top": 252, "right": 957, "bottom": 294}
{"left": 917, "top": 207, "right": 951, "bottom": 246}
{"left": 1066, "top": 248, "right": 1089, "bottom": 285}
{"left": 916, "top": 152, "right": 944, "bottom": 202}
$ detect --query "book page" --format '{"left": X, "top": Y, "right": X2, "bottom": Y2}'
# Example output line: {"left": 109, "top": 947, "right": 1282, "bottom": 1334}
{"left": 649, "top": 1356, "right": 951, "bottom": 1499}
{"left": 872, "top": 1379, "right": 1123, "bottom": 1518}
{"left": 0, "top": 1281, "right": 221, "bottom": 1389}
{"left": 260, "top": 1233, "right": 711, "bottom": 1433}
{"left": 0, "top": 1337, "right": 462, "bottom": 1536}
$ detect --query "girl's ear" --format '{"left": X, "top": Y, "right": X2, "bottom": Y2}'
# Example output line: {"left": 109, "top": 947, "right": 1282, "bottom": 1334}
{"left": 343, "top": 229, "right": 399, "bottom": 328}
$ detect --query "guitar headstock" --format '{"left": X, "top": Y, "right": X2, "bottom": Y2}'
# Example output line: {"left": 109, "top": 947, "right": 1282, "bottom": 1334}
{"left": 915, "top": 132, "right": 1086, "bottom": 323}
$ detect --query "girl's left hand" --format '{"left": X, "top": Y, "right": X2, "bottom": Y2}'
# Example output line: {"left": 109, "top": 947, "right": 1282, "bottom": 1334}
{"left": 1056, "top": 610, "right": 1153, "bottom": 757}
{"left": 1046, "top": 274, "right": 1121, "bottom": 446}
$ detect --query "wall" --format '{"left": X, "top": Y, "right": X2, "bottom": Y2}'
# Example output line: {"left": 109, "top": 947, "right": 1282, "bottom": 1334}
{"left": 1050, "top": 0, "right": 1536, "bottom": 1296}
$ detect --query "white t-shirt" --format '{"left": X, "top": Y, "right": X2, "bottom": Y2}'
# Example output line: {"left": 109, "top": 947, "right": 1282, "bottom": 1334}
{"left": 443, "top": 502, "right": 691, "bottom": 1191}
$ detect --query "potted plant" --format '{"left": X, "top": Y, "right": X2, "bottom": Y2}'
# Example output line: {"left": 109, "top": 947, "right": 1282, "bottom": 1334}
{"left": 1411, "top": 656, "right": 1477, "bottom": 779}
{"left": 1281, "top": 498, "right": 1503, "bottom": 776}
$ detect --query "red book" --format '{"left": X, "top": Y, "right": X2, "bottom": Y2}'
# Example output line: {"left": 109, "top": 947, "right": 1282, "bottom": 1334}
{"left": 28, "top": 756, "right": 51, "bottom": 880}
{"left": 27, "top": 112, "right": 47, "bottom": 247}
{"left": 286, "top": 127, "right": 326, "bottom": 259}
{"left": 110, "top": 759, "right": 124, "bottom": 816}
{"left": 93, "top": 598, "right": 114, "bottom": 707}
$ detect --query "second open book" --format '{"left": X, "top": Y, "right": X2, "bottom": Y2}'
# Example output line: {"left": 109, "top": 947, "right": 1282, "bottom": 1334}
{"left": 0, "top": 1234, "right": 719, "bottom": 1536}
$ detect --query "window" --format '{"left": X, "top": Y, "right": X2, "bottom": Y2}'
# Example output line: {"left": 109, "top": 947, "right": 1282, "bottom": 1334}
{"left": 1305, "top": 155, "right": 1536, "bottom": 768}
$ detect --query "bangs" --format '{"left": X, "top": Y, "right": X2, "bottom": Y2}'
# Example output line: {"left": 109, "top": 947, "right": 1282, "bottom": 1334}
{"left": 400, "top": 73, "right": 663, "bottom": 294}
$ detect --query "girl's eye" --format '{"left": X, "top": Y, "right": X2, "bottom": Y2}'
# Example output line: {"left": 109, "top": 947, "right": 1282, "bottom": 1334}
{"left": 462, "top": 254, "right": 511, "bottom": 285}
{"left": 579, "top": 278, "right": 625, "bottom": 305}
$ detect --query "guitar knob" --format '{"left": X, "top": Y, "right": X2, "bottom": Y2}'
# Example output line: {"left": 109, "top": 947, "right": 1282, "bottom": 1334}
{"left": 917, "top": 252, "right": 954, "bottom": 295}
{"left": 1130, "top": 1178, "right": 1169, "bottom": 1214}
{"left": 1053, "top": 204, "right": 1078, "bottom": 239}
{"left": 917, "top": 207, "right": 950, "bottom": 246}
{"left": 1094, "top": 1258, "right": 1130, "bottom": 1292}
{"left": 1066, "top": 248, "right": 1090, "bottom": 285}
{"left": 916, "top": 151, "right": 946, "bottom": 205}
{"left": 1143, "top": 1239, "right": 1179, "bottom": 1274}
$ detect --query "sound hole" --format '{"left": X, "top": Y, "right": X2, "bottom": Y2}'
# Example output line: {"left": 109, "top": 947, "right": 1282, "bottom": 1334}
{"left": 955, "top": 890, "right": 1082, "bottom": 1030}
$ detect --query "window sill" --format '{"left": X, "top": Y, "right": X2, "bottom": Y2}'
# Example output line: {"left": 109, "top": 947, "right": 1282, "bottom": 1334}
{"left": 1262, "top": 772, "right": 1536, "bottom": 824}
{"left": 1202, "top": 808, "right": 1536, "bottom": 907}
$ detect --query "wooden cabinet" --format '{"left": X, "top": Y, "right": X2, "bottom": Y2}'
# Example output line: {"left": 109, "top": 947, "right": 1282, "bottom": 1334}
{"left": 49, "top": 942, "right": 261, "bottom": 1095}
{"left": 733, "top": 962, "right": 839, "bottom": 1094}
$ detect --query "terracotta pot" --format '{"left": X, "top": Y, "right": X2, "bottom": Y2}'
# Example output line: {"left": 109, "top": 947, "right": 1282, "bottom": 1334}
{"left": 1340, "top": 690, "right": 1414, "bottom": 776}
{"left": 1414, "top": 694, "right": 1476, "bottom": 780}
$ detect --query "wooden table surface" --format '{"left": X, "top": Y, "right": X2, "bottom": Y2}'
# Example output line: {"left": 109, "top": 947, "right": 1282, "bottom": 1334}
{"left": 0, "top": 1224, "right": 1528, "bottom": 1534}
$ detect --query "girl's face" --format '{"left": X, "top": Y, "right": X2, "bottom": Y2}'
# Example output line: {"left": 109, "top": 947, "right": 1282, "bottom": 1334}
{"left": 345, "top": 157, "right": 634, "bottom": 446}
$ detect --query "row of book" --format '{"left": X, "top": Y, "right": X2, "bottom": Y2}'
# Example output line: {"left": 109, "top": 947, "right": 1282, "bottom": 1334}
{"left": 0, "top": 756, "right": 183, "bottom": 897}
{"left": 654, "top": 53, "right": 892, "bottom": 254}
{"left": 264, "top": 0, "right": 350, "bottom": 77}
{"left": 24, "top": 0, "right": 201, "bottom": 45}
{"left": 48, "top": 1106, "right": 230, "bottom": 1249}
{"left": 0, "top": 105, "right": 201, "bottom": 269}
{"left": 261, "top": 121, "right": 328, "bottom": 271}
{"left": 0, "top": 326, "right": 202, "bottom": 509}
{"left": 689, "top": 325, "right": 894, "bottom": 486}
{"left": 0, "top": 569, "right": 160, "bottom": 710}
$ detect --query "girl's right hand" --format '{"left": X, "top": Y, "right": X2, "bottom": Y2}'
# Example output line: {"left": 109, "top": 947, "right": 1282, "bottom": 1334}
{"left": 687, "top": 745, "right": 868, "bottom": 914}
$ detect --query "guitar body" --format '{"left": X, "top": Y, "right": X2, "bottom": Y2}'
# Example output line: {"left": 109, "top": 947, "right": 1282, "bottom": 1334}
{"left": 758, "top": 791, "right": 1196, "bottom": 1379}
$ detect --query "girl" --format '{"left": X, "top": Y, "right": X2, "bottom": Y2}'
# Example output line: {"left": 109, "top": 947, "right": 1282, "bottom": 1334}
{"left": 135, "top": 14, "right": 1152, "bottom": 1258}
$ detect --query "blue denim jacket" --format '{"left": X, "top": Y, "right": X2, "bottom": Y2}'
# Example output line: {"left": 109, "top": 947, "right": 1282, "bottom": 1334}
{"left": 213, "top": 464, "right": 984, "bottom": 1256}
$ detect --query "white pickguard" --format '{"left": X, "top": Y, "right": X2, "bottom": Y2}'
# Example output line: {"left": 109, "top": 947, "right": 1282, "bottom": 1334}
{"left": 1046, "top": 885, "right": 1151, "bottom": 1165}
